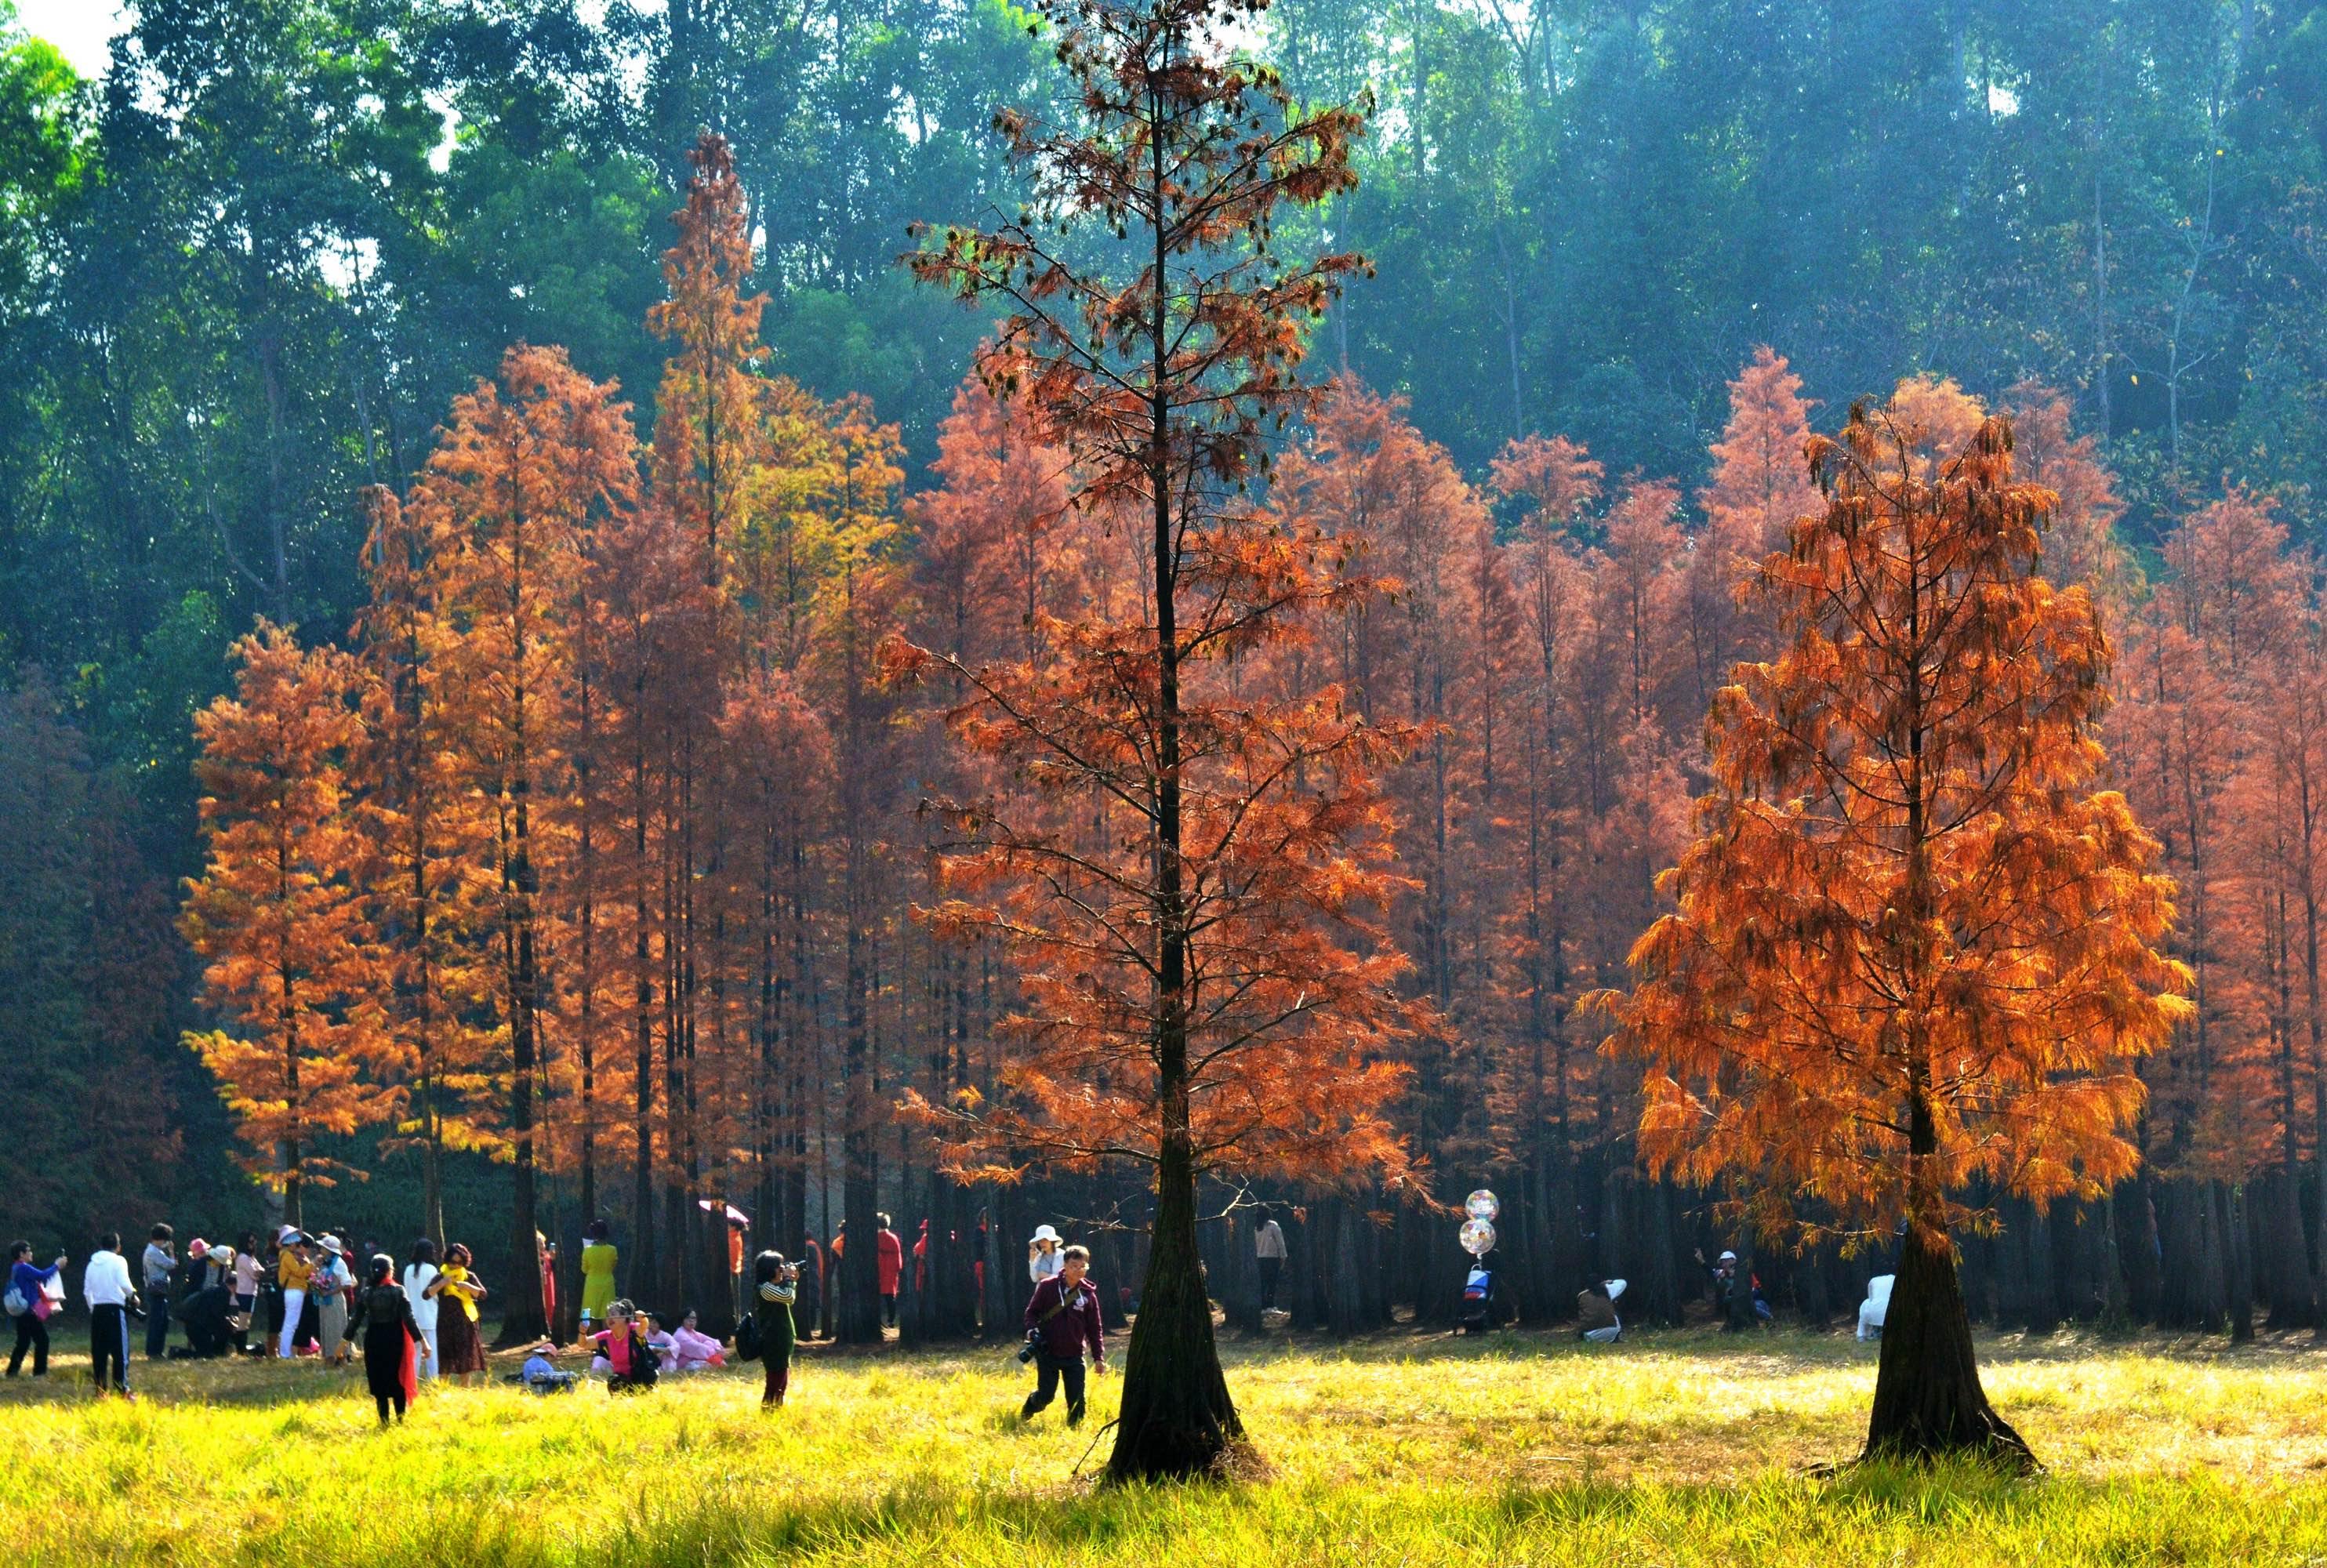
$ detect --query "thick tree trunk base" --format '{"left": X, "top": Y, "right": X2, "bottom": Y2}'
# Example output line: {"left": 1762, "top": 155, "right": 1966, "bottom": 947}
{"left": 1105, "top": 1151, "right": 1247, "bottom": 1483}
{"left": 1862, "top": 1228, "right": 2036, "bottom": 1473}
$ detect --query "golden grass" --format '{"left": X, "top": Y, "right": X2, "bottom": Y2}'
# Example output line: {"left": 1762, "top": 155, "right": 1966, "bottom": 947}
{"left": 1, "top": 1324, "right": 2322, "bottom": 1566}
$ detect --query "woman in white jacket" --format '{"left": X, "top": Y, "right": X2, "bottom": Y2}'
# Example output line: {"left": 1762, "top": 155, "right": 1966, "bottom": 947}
{"left": 1028, "top": 1225, "right": 1065, "bottom": 1287}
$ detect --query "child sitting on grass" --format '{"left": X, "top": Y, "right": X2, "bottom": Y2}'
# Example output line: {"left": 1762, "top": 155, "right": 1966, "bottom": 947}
{"left": 521, "top": 1338, "right": 577, "bottom": 1394}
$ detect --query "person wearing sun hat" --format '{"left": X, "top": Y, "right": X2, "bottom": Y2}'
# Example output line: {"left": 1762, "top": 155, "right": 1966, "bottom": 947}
{"left": 312, "top": 1236, "right": 353, "bottom": 1366}
{"left": 1027, "top": 1225, "right": 1065, "bottom": 1287}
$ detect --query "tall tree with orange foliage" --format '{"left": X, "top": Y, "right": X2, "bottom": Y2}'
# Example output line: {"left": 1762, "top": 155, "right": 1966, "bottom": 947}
{"left": 1602, "top": 397, "right": 2189, "bottom": 1467}
{"left": 904, "top": 0, "right": 1409, "bottom": 1479}
{"left": 650, "top": 132, "right": 768, "bottom": 593}
{"left": 413, "top": 343, "right": 639, "bottom": 1344}
{"left": 1690, "top": 347, "right": 1819, "bottom": 708}
{"left": 350, "top": 485, "right": 493, "bottom": 1248}
{"left": 183, "top": 626, "right": 397, "bottom": 1227}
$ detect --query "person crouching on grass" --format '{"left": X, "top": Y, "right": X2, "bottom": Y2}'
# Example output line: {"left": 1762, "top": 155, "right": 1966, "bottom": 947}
{"left": 1018, "top": 1243, "right": 1105, "bottom": 1428}
{"left": 591, "top": 1301, "right": 657, "bottom": 1394}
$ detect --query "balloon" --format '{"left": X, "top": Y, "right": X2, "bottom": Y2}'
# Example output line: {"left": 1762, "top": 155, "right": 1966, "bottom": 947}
{"left": 1459, "top": 1218, "right": 1496, "bottom": 1257}
{"left": 1465, "top": 1189, "right": 1499, "bottom": 1221}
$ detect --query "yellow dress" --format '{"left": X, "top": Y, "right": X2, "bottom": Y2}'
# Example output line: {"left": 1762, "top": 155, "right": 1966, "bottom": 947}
{"left": 579, "top": 1242, "right": 619, "bottom": 1321}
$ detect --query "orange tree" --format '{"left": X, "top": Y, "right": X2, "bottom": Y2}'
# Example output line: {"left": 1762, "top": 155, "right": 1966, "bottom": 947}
{"left": 900, "top": 0, "right": 1412, "bottom": 1482}
{"left": 1599, "top": 398, "right": 2189, "bottom": 1468}
{"left": 182, "top": 625, "right": 396, "bottom": 1226}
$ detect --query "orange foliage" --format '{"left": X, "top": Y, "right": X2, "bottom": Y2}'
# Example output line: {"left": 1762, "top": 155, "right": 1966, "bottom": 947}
{"left": 182, "top": 626, "right": 398, "bottom": 1219}
{"left": 1605, "top": 395, "right": 2191, "bottom": 1252}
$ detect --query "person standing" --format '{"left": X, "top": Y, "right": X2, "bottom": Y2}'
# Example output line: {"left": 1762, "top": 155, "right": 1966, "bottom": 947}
{"left": 875, "top": 1214, "right": 903, "bottom": 1330}
{"left": 276, "top": 1233, "right": 313, "bottom": 1358}
{"left": 538, "top": 1233, "right": 558, "bottom": 1341}
{"left": 230, "top": 1236, "right": 261, "bottom": 1354}
{"left": 6, "top": 1241, "right": 66, "bottom": 1377}
{"left": 797, "top": 1234, "right": 824, "bottom": 1341}
{"left": 401, "top": 1240, "right": 444, "bottom": 1381}
{"left": 725, "top": 1216, "right": 748, "bottom": 1323}
{"left": 311, "top": 1237, "right": 353, "bottom": 1365}
{"left": 1254, "top": 1216, "right": 1286, "bottom": 1312}
{"left": 578, "top": 1221, "right": 616, "bottom": 1338}
{"left": 1018, "top": 1244, "right": 1105, "bottom": 1428}
{"left": 140, "top": 1225, "right": 176, "bottom": 1360}
{"left": 82, "top": 1233, "right": 138, "bottom": 1398}
{"left": 752, "top": 1250, "right": 798, "bottom": 1407}
{"left": 434, "top": 1243, "right": 488, "bottom": 1383}
{"left": 348, "top": 1254, "right": 425, "bottom": 1425}
{"left": 1027, "top": 1225, "right": 1064, "bottom": 1287}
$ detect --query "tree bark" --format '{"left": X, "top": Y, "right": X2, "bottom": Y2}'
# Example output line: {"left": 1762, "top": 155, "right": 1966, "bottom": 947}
{"left": 1864, "top": 1226, "right": 2035, "bottom": 1469}
{"left": 1106, "top": 1115, "right": 1243, "bottom": 1479}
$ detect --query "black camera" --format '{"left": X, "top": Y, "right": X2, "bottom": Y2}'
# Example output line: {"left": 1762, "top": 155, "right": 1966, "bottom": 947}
{"left": 1017, "top": 1330, "right": 1042, "bottom": 1364}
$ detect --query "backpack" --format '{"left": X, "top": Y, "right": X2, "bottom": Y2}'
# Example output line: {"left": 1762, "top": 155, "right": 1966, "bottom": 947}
{"left": 734, "top": 1308, "right": 763, "bottom": 1363}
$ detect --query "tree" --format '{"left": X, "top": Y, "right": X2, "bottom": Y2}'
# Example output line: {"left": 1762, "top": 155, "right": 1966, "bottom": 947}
{"left": 182, "top": 624, "right": 396, "bottom": 1225}
{"left": 412, "top": 343, "right": 638, "bottom": 1343}
{"left": 1600, "top": 396, "right": 2190, "bottom": 1468}
{"left": 903, "top": 0, "right": 1410, "bottom": 1480}
{"left": 1690, "top": 347, "right": 1819, "bottom": 709}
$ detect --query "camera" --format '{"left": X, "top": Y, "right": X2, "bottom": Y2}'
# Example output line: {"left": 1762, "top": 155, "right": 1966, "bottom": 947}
{"left": 1017, "top": 1330, "right": 1042, "bottom": 1364}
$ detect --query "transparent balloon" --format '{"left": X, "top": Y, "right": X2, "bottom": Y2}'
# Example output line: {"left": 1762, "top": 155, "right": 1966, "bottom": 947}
{"left": 1465, "top": 1189, "right": 1500, "bottom": 1221}
{"left": 1459, "top": 1218, "right": 1497, "bottom": 1257}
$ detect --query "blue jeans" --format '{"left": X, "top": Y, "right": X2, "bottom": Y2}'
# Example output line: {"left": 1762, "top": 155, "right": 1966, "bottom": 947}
{"left": 1021, "top": 1351, "right": 1086, "bottom": 1425}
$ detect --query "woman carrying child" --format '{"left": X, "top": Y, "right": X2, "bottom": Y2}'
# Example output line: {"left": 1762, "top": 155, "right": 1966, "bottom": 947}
{"left": 434, "top": 1243, "right": 489, "bottom": 1384}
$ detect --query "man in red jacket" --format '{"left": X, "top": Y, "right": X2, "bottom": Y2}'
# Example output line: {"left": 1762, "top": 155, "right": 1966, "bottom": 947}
{"left": 1019, "top": 1243, "right": 1105, "bottom": 1428}
{"left": 875, "top": 1214, "right": 904, "bottom": 1330}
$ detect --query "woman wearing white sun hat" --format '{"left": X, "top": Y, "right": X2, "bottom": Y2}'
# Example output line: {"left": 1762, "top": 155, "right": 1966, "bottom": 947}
{"left": 1027, "top": 1225, "right": 1065, "bottom": 1287}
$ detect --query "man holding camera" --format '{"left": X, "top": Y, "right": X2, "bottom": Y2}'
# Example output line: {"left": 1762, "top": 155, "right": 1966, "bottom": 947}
{"left": 1018, "top": 1243, "right": 1105, "bottom": 1428}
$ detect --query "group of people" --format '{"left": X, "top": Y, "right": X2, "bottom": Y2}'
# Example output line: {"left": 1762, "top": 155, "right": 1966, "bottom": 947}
{"left": 5, "top": 1224, "right": 500, "bottom": 1400}
{"left": 5, "top": 1213, "right": 1118, "bottom": 1434}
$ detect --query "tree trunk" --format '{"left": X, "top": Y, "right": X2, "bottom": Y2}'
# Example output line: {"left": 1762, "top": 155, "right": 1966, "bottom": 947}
{"left": 2021, "top": 1197, "right": 2058, "bottom": 1337}
{"left": 1106, "top": 1117, "right": 1243, "bottom": 1480}
{"left": 1864, "top": 1227, "right": 2035, "bottom": 1469}
{"left": 2263, "top": 1171, "right": 2314, "bottom": 1328}
{"left": 2224, "top": 1181, "right": 2254, "bottom": 1344}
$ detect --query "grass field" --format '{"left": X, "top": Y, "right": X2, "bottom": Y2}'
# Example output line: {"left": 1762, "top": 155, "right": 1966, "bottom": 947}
{"left": 2, "top": 1324, "right": 2322, "bottom": 1566}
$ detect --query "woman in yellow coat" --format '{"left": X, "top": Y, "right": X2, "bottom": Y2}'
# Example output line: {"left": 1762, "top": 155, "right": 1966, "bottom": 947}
{"left": 579, "top": 1221, "right": 618, "bottom": 1334}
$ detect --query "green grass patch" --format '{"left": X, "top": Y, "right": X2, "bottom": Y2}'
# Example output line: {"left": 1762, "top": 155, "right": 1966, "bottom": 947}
{"left": 2, "top": 1327, "right": 2322, "bottom": 1565}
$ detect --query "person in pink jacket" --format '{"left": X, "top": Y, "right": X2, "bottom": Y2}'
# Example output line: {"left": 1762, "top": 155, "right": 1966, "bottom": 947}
{"left": 668, "top": 1307, "right": 725, "bottom": 1371}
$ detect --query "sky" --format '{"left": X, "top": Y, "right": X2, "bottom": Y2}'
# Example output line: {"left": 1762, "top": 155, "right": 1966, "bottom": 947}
{"left": 14, "top": 0, "right": 125, "bottom": 77}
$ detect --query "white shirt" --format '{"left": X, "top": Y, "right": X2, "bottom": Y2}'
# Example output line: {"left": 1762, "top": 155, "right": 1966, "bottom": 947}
{"left": 1254, "top": 1221, "right": 1287, "bottom": 1260}
{"left": 403, "top": 1262, "right": 441, "bottom": 1332}
{"left": 1029, "top": 1247, "right": 1064, "bottom": 1287}
{"left": 142, "top": 1243, "right": 173, "bottom": 1290}
{"left": 82, "top": 1250, "right": 134, "bottom": 1307}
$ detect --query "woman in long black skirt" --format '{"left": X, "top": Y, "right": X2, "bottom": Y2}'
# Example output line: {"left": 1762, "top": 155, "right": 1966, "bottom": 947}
{"left": 347, "top": 1254, "right": 425, "bottom": 1425}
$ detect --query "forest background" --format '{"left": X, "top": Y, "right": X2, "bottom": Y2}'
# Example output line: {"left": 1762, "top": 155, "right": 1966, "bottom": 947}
{"left": 2, "top": 0, "right": 2323, "bottom": 1343}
